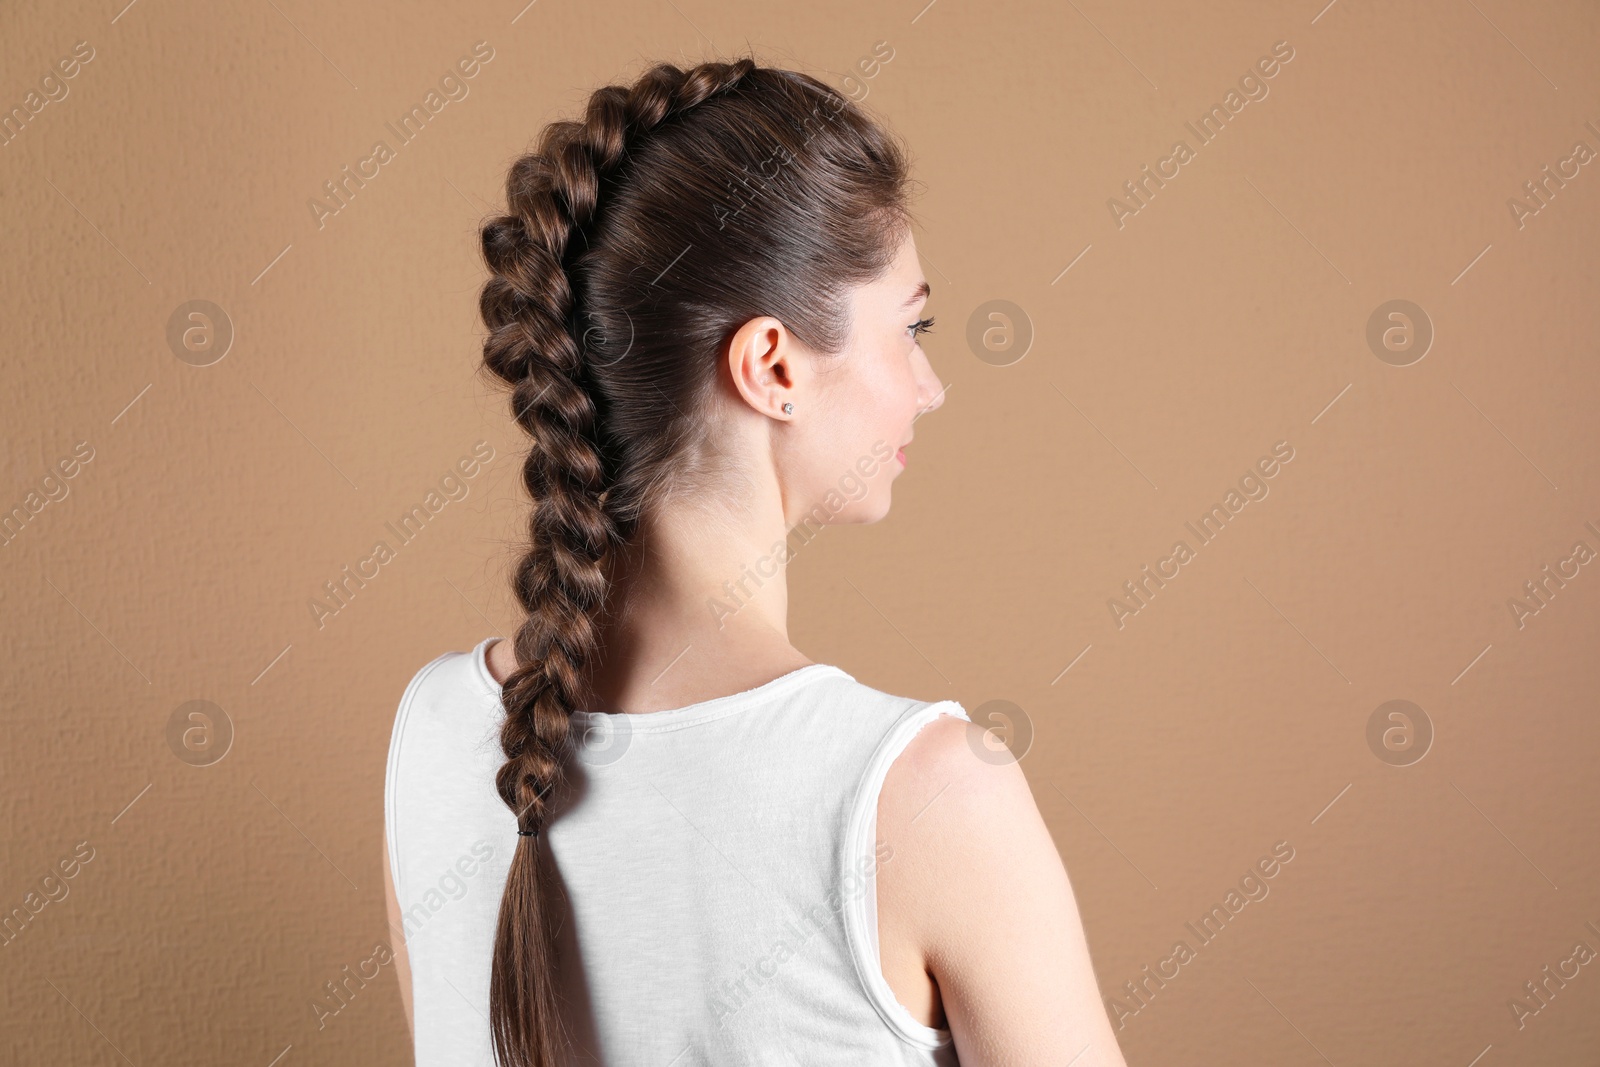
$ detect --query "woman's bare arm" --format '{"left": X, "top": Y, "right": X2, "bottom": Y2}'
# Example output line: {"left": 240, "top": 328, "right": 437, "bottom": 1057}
{"left": 383, "top": 830, "right": 415, "bottom": 1041}
{"left": 876, "top": 715, "right": 1129, "bottom": 1067}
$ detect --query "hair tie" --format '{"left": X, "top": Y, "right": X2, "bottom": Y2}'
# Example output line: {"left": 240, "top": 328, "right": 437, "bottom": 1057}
{"left": 518, "top": 828, "right": 538, "bottom": 837}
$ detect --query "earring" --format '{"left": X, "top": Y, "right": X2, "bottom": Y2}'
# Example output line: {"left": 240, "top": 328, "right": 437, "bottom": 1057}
{"left": 782, "top": 402, "right": 794, "bottom": 415}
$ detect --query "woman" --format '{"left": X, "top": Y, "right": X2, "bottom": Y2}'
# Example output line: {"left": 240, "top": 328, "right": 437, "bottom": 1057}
{"left": 384, "top": 56, "right": 1128, "bottom": 1067}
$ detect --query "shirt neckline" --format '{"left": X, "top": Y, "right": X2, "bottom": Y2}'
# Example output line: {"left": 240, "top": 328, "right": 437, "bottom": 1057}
{"left": 470, "top": 636, "right": 851, "bottom": 732}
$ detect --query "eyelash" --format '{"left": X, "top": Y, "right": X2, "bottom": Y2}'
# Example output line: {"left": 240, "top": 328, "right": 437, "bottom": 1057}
{"left": 909, "top": 316, "right": 936, "bottom": 339}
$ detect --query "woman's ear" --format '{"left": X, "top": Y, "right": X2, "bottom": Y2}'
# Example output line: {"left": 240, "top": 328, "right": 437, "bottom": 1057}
{"left": 726, "top": 315, "right": 799, "bottom": 420}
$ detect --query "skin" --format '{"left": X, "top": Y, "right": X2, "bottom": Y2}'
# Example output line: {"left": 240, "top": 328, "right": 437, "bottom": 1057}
{"left": 386, "top": 228, "right": 1128, "bottom": 1065}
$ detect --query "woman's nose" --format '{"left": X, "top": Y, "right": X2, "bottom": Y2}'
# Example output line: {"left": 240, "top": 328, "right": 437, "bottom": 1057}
{"left": 912, "top": 351, "right": 946, "bottom": 415}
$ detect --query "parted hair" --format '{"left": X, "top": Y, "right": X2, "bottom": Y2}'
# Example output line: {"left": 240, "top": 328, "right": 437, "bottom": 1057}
{"left": 475, "top": 55, "right": 912, "bottom": 1066}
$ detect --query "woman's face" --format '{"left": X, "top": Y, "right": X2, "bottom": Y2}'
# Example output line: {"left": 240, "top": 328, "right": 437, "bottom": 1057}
{"left": 785, "top": 228, "right": 945, "bottom": 528}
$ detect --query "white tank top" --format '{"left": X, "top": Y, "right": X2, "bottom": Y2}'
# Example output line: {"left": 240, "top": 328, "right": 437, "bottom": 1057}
{"left": 385, "top": 637, "right": 970, "bottom": 1066}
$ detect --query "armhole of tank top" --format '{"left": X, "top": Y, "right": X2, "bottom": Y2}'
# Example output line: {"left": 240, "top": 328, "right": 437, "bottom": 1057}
{"left": 384, "top": 650, "right": 457, "bottom": 910}
{"left": 842, "top": 697, "right": 971, "bottom": 1051}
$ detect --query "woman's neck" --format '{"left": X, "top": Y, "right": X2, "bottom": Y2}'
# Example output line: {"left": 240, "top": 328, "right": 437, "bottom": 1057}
{"left": 492, "top": 495, "right": 812, "bottom": 714}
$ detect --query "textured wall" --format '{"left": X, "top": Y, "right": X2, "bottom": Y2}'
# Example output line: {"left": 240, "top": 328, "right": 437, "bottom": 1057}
{"left": 3, "top": 0, "right": 1598, "bottom": 1064}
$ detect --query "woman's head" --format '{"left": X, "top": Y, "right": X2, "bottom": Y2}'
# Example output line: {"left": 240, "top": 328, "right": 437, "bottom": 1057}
{"left": 476, "top": 55, "right": 936, "bottom": 1066}
{"left": 481, "top": 57, "right": 939, "bottom": 539}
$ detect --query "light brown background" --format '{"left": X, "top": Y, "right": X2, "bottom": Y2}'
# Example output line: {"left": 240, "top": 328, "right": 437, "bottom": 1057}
{"left": 3, "top": 0, "right": 1598, "bottom": 1063}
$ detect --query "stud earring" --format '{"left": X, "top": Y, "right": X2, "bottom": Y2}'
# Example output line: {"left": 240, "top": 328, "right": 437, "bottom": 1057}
{"left": 782, "top": 402, "right": 794, "bottom": 415}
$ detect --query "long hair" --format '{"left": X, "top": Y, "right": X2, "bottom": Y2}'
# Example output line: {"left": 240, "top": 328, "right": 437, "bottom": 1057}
{"left": 475, "top": 54, "right": 913, "bottom": 1066}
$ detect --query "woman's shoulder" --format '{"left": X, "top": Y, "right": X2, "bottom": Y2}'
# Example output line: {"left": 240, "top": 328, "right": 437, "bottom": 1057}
{"left": 385, "top": 640, "right": 512, "bottom": 918}
{"left": 875, "top": 696, "right": 1032, "bottom": 836}
{"left": 395, "top": 637, "right": 501, "bottom": 714}
{"left": 387, "top": 638, "right": 504, "bottom": 777}
{"left": 812, "top": 666, "right": 968, "bottom": 723}
{"left": 873, "top": 701, "right": 1058, "bottom": 955}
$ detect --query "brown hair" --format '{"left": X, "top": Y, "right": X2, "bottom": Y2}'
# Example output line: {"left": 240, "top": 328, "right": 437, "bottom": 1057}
{"left": 475, "top": 55, "right": 912, "bottom": 1066}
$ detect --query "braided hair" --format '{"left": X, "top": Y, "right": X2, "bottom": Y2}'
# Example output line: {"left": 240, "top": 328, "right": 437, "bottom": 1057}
{"left": 476, "top": 55, "right": 912, "bottom": 1066}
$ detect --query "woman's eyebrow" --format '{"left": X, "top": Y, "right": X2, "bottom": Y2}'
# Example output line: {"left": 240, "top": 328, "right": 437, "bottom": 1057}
{"left": 900, "top": 280, "right": 931, "bottom": 309}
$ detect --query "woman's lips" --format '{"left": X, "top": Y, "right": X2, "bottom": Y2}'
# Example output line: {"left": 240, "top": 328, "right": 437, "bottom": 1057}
{"left": 895, "top": 447, "right": 907, "bottom": 466}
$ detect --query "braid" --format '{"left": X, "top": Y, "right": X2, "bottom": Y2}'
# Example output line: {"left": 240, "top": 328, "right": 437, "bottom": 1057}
{"left": 477, "top": 58, "right": 757, "bottom": 1067}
